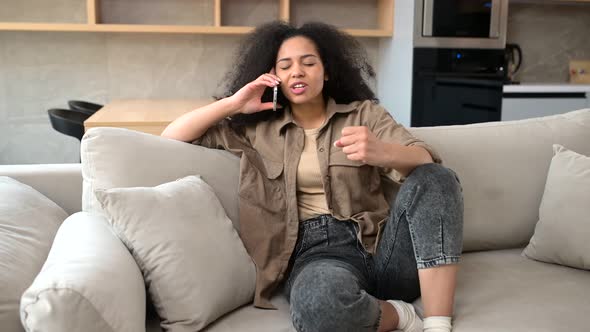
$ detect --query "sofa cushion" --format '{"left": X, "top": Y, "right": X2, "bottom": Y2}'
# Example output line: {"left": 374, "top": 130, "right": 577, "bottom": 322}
{"left": 0, "top": 177, "right": 67, "bottom": 332}
{"left": 147, "top": 293, "right": 295, "bottom": 332}
{"left": 146, "top": 288, "right": 295, "bottom": 332}
{"left": 80, "top": 127, "right": 240, "bottom": 229}
{"left": 522, "top": 144, "right": 590, "bottom": 270}
{"left": 20, "top": 212, "right": 146, "bottom": 332}
{"left": 149, "top": 248, "right": 590, "bottom": 332}
{"left": 413, "top": 249, "right": 590, "bottom": 331}
{"left": 95, "top": 175, "right": 256, "bottom": 331}
{"left": 409, "top": 109, "right": 590, "bottom": 251}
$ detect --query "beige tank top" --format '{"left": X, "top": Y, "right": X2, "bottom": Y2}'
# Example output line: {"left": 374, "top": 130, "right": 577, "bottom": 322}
{"left": 296, "top": 128, "right": 331, "bottom": 221}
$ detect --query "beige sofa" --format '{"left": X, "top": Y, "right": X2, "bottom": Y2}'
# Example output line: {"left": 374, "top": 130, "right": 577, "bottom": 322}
{"left": 2, "top": 109, "right": 590, "bottom": 332}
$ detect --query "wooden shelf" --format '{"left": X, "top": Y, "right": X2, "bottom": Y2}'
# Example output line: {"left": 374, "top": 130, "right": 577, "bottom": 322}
{"left": 0, "top": 0, "right": 394, "bottom": 38}
{"left": 344, "top": 29, "right": 393, "bottom": 38}
{"left": 87, "top": 0, "right": 99, "bottom": 24}
{"left": 0, "top": 22, "right": 254, "bottom": 35}
{"left": 0, "top": 22, "right": 394, "bottom": 37}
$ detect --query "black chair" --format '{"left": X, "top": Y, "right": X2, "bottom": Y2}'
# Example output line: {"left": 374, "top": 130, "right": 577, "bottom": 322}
{"left": 47, "top": 108, "right": 91, "bottom": 141}
{"left": 67, "top": 100, "right": 103, "bottom": 116}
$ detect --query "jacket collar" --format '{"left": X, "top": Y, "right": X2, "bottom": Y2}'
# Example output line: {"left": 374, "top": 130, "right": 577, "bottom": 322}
{"left": 273, "top": 98, "right": 358, "bottom": 135}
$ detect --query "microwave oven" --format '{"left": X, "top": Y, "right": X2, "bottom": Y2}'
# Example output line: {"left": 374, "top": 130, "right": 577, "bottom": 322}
{"left": 414, "top": 0, "right": 509, "bottom": 49}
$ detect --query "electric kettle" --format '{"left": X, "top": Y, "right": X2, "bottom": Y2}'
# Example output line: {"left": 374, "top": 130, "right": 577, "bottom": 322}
{"left": 504, "top": 43, "right": 522, "bottom": 84}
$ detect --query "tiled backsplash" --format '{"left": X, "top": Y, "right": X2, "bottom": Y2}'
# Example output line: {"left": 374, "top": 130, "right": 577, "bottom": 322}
{"left": 507, "top": 3, "right": 590, "bottom": 83}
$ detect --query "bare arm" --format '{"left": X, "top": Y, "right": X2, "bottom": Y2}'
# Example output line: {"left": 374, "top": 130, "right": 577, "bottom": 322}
{"left": 161, "top": 69, "right": 282, "bottom": 143}
{"left": 161, "top": 97, "right": 238, "bottom": 142}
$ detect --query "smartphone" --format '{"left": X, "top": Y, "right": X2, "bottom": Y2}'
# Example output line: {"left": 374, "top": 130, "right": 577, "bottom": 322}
{"left": 273, "top": 85, "right": 278, "bottom": 112}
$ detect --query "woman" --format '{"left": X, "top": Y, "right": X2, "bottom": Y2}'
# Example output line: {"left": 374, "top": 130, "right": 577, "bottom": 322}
{"left": 162, "top": 21, "right": 463, "bottom": 332}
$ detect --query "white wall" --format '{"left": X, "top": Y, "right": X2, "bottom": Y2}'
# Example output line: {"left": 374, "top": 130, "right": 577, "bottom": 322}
{"left": 377, "top": 1, "right": 416, "bottom": 127}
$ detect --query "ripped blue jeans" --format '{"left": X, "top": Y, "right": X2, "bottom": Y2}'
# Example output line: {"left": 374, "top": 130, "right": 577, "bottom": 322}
{"left": 283, "top": 163, "right": 464, "bottom": 332}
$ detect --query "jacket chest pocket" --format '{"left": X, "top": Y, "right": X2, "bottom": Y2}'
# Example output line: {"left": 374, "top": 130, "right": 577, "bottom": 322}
{"left": 239, "top": 155, "right": 285, "bottom": 213}
{"left": 328, "top": 151, "right": 380, "bottom": 192}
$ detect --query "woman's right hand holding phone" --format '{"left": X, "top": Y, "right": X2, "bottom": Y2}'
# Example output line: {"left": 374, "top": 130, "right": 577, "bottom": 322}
{"left": 228, "top": 68, "right": 282, "bottom": 115}
{"left": 162, "top": 69, "right": 282, "bottom": 142}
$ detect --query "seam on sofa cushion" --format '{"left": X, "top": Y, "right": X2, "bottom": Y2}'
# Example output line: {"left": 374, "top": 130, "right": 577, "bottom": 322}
{"left": 21, "top": 287, "right": 116, "bottom": 332}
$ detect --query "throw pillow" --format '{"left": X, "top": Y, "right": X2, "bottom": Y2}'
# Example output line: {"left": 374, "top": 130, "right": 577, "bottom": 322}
{"left": 0, "top": 177, "right": 67, "bottom": 331}
{"left": 94, "top": 175, "right": 256, "bottom": 331}
{"left": 20, "top": 212, "right": 146, "bottom": 332}
{"left": 80, "top": 127, "right": 241, "bottom": 230}
{"left": 522, "top": 144, "right": 590, "bottom": 270}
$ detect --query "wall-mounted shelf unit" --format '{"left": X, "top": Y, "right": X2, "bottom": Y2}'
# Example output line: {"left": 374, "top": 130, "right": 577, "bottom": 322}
{"left": 0, "top": 0, "right": 394, "bottom": 38}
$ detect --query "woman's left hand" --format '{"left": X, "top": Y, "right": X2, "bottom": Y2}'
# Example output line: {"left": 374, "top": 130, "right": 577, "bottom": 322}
{"left": 333, "top": 126, "right": 391, "bottom": 168}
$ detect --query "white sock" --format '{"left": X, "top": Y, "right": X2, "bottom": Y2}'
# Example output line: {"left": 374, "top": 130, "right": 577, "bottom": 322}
{"left": 423, "top": 316, "right": 452, "bottom": 332}
{"left": 387, "top": 300, "right": 423, "bottom": 332}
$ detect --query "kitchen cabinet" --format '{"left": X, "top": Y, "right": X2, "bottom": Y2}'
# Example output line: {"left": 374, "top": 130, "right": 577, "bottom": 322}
{"left": 501, "top": 84, "right": 590, "bottom": 121}
{"left": 0, "top": 0, "right": 394, "bottom": 38}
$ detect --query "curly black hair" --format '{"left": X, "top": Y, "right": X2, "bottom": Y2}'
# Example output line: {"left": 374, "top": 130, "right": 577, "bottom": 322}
{"left": 216, "top": 20, "right": 378, "bottom": 128}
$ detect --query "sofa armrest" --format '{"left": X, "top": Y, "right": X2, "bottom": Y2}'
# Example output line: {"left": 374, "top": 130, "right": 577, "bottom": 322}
{"left": 0, "top": 164, "right": 82, "bottom": 215}
{"left": 20, "top": 212, "right": 146, "bottom": 332}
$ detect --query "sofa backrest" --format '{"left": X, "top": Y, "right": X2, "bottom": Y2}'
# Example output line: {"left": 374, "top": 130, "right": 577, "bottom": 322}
{"left": 80, "top": 109, "right": 590, "bottom": 253}
{"left": 81, "top": 128, "right": 242, "bottom": 230}
{"left": 408, "top": 109, "right": 590, "bottom": 252}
